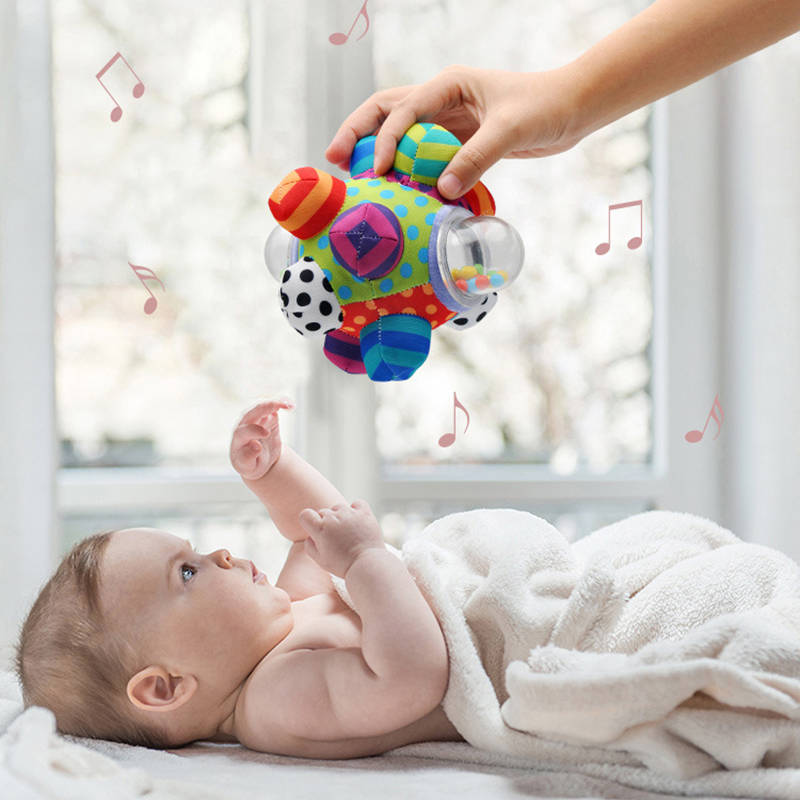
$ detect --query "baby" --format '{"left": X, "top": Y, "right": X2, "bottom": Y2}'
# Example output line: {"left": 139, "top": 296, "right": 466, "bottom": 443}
{"left": 15, "top": 397, "right": 463, "bottom": 757}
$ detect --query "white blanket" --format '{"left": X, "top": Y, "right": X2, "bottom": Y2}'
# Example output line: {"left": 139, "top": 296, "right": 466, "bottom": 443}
{"left": 335, "top": 509, "right": 800, "bottom": 799}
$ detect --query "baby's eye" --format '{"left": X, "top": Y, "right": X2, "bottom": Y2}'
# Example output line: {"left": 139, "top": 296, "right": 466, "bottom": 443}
{"left": 180, "top": 563, "right": 197, "bottom": 583}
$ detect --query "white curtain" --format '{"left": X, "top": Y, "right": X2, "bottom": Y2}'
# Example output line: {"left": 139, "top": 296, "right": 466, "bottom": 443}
{"left": 0, "top": 0, "right": 57, "bottom": 664}
{"left": 720, "top": 34, "right": 800, "bottom": 559}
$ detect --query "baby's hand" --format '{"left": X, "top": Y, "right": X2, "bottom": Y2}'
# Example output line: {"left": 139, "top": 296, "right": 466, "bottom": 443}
{"left": 230, "top": 396, "right": 295, "bottom": 481}
{"left": 298, "top": 500, "right": 385, "bottom": 579}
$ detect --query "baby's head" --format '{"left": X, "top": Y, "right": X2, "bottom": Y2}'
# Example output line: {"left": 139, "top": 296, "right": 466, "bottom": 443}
{"left": 16, "top": 528, "right": 293, "bottom": 748}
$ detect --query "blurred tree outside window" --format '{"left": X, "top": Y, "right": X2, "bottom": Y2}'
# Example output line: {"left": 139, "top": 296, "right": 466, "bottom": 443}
{"left": 53, "top": 0, "right": 307, "bottom": 471}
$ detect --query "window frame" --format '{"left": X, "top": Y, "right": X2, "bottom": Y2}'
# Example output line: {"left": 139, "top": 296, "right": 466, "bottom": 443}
{"left": 1, "top": 0, "right": 58, "bottom": 658}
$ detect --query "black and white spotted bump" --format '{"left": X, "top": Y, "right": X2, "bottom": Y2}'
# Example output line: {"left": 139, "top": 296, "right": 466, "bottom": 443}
{"left": 279, "top": 257, "right": 343, "bottom": 337}
{"left": 445, "top": 292, "right": 498, "bottom": 331}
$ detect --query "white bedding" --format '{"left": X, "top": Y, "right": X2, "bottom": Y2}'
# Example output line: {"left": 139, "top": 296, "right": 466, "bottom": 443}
{"left": 0, "top": 689, "right": 738, "bottom": 800}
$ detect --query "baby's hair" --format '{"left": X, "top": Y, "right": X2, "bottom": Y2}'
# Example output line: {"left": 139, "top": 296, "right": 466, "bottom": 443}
{"left": 15, "top": 530, "right": 170, "bottom": 749}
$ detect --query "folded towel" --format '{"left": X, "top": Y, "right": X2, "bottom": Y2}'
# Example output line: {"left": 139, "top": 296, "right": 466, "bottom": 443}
{"left": 335, "top": 509, "right": 800, "bottom": 798}
{"left": 0, "top": 705, "right": 232, "bottom": 799}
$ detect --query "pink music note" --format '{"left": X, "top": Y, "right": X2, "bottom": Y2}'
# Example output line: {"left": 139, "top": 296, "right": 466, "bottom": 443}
{"left": 438, "top": 392, "right": 470, "bottom": 448}
{"left": 329, "top": 0, "right": 370, "bottom": 45}
{"left": 685, "top": 394, "right": 724, "bottom": 443}
{"left": 129, "top": 262, "right": 164, "bottom": 314}
{"left": 96, "top": 52, "right": 145, "bottom": 122}
{"left": 595, "top": 200, "right": 643, "bottom": 256}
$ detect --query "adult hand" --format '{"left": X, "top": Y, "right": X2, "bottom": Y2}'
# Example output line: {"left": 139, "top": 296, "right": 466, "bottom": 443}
{"left": 325, "top": 64, "right": 585, "bottom": 200}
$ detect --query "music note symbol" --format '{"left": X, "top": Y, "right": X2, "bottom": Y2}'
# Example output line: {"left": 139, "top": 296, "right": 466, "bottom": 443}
{"left": 129, "top": 262, "right": 165, "bottom": 314}
{"left": 685, "top": 394, "right": 724, "bottom": 443}
{"left": 329, "top": 0, "right": 370, "bottom": 45}
{"left": 438, "top": 392, "right": 470, "bottom": 448}
{"left": 595, "top": 200, "right": 643, "bottom": 256}
{"left": 96, "top": 52, "right": 145, "bottom": 122}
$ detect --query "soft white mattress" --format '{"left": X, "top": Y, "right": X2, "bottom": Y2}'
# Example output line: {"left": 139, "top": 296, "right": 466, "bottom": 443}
{"left": 0, "top": 670, "right": 739, "bottom": 800}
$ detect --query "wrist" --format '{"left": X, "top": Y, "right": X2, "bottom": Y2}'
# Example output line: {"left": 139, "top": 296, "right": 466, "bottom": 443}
{"left": 553, "top": 58, "right": 609, "bottom": 145}
{"left": 344, "top": 545, "right": 390, "bottom": 582}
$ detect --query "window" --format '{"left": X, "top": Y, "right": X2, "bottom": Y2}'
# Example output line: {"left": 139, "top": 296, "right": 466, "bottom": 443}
{"left": 51, "top": 0, "right": 721, "bottom": 576}
{"left": 319, "top": 0, "right": 701, "bottom": 544}
{"left": 53, "top": 0, "right": 310, "bottom": 567}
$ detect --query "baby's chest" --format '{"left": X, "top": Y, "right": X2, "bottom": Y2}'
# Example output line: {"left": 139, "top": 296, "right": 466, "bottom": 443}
{"left": 284, "top": 591, "right": 363, "bottom": 651}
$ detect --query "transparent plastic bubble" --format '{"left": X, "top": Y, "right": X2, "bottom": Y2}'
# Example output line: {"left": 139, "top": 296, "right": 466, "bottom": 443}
{"left": 264, "top": 225, "right": 296, "bottom": 280}
{"left": 435, "top": 209, "right": 525, "bottom": 306}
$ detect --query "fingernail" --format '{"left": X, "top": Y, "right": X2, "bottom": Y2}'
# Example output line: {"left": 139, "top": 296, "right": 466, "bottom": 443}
{"left": 439, "top": 173, "right": 462, "bottom": 198}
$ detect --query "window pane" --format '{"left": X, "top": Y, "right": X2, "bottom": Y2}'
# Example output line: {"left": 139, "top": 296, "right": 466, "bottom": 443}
{"left": 371, "top": 0, "right": 653, "bottom": 474}
{"left": 53, "top": 0, "right": 306, "bottom": 468}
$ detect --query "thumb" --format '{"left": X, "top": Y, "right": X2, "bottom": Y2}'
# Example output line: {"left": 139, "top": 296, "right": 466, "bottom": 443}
{"left": 298, "top": 508, "right": 322, "bottom": 536}
{"left": 437, "top": 123, "right": 512, "bottom": 200}
{"left": 304, "top": 536, "right": 321, "bottom": 563}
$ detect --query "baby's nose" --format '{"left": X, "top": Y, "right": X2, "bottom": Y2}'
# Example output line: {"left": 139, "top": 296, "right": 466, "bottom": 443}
{"left": 211, "top": 549, "right": 233, "bottom": 568}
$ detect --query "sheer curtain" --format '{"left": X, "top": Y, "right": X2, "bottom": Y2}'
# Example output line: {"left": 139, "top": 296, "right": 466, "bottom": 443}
{"left": 720, "top": 34, "right": 800, "bottom": 559}
{"left": 0, "top": 0, "right": 57, "bottom": 663}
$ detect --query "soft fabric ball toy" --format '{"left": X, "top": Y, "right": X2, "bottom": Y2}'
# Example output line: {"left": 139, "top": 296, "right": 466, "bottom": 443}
{"left": 264, "top": 123, "right": 525, "bottom": 381}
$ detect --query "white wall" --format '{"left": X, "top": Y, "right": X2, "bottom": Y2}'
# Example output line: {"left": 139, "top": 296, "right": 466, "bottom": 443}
{"left": 0, "top": 0, "right": 58, "bottom": 665}
{"left": 720, "top": 35, "right": 800, "bottom": 559}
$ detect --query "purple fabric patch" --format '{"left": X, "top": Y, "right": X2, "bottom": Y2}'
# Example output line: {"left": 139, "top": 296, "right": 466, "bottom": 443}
{"left": 329, "top": 202, "right": 404, "bottom": 280}
{"left": 323, "top": 329, "right": 366, "bottom": 374}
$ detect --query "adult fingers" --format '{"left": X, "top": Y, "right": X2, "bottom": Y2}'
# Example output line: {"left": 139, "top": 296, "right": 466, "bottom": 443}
{"left": 370, "top": 74, "right": 463, "bottom": 175}
{"left": 436, "top": 119, "right": 516, "bottom": 199}
{"left": 325, "top": 86, "right": 415, "bottom": 171}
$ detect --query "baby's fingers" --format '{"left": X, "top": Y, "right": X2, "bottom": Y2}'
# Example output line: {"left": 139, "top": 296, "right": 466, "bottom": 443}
{"left": 303, "top": 535, "right": 322, "bottom": 564}
{"left": 298, "top": 508, "right": 323, "bottom": 536}
{"left": 350, "top": 498, "right": 373, "bottom": 514}
{"left": 231, "top": 423, "right": 269, "bottom": 449}
{"left": 239, "top": 396, "right": 295, "bottom": 427}
{"left": 230, "top": 438, "right": 261, "bottom": 471}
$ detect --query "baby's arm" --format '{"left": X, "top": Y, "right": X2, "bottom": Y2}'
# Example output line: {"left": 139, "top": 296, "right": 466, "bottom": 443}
{"left": 241, "top": 501, "right": 449, "bottom": 747}
{"left": 300, "top": 501, "right": 449, "bottom": 734}
{"left": 230, "top": 399, "right": 346, "bottom": 596}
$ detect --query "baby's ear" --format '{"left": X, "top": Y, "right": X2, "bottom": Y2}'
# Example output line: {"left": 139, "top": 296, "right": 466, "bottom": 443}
{"left": 127, "top": 667, "right": 198, "bottom": 713}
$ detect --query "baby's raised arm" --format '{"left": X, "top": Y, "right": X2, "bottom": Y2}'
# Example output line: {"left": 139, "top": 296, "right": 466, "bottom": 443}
{"left": 230, "top": 398, "right": 347, "bottom": 597}
{"left": 230, "top": 398, "right": 346, "bottom": 543}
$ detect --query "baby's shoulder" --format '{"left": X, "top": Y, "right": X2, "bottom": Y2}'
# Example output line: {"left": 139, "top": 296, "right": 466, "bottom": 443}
{"left": 232, "top": 647, "right": 376, "bottom": 758}
{"left": 232, "top": 649, "right": 313, "bottom": 754}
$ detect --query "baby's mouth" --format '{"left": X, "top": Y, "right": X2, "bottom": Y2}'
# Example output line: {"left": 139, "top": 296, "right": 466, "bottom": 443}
{"left": 250, "top": 560, "right": 267, "bottom": 583}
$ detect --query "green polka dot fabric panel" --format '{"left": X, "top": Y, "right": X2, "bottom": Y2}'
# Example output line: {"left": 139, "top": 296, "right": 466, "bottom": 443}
{"left": 299, "top": 178, "right": 443, "bottom": 306}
